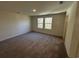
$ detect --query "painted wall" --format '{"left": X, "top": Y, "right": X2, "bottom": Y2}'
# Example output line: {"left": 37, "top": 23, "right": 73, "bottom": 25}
{"left": 0, "top": 11, "right": 31, "bottom": 41}
{"left": 71, "top": 2, "right": 79, "bottom": 57}
{"left": 65, "top": 2, "right": 78, "bottom": 57}
{"left": 31, "top": 13, "right": 66, "bottom": 37}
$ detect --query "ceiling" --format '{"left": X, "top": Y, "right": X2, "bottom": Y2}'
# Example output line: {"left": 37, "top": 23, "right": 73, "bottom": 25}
{"left": 0, "top": 1, "right": 73, "bottom": 16}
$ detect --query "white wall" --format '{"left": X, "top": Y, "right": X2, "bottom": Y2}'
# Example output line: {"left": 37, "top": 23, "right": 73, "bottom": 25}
{"left": 71, "top": 2, "right": 79, "bottom": 57}
{"left": 0, "top": 11, "right": 31, "bottom": 41}
{"left": 31, "top": 13, "right": 66, "bottom": 37}
{"left": 65, "top": 2, "right": 78, "bottom": 57}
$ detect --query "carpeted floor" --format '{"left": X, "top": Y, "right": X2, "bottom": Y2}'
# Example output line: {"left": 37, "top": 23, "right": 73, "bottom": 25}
{"left": 0, "top": 32, "right": 68, "bottom": 58}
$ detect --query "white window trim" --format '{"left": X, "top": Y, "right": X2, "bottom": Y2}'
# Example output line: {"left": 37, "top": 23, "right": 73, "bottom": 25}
{"left": 37, "top": 17, "right": 53, "bottom": 30}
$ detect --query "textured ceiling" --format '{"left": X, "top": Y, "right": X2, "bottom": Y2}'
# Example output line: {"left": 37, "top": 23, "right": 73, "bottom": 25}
{"left": 0, "top": 1, "right": 73, "bottom": 15}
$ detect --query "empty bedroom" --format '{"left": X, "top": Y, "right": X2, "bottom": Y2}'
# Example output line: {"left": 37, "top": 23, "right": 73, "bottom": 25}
{"left": 0, "top": 1, "right": 79, "bottom": 58}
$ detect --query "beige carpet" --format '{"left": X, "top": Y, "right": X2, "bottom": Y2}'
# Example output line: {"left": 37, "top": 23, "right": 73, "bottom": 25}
{"left": 0, "top": 32, "right": 68, "bottom": 58}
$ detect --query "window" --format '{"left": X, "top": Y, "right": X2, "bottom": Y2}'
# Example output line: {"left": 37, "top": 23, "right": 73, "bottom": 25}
{"left": 37, "top": 17, "right": 52, "bottom": 30}
{"left": 45, "top": 17, "right": 52, "bottom": 29}
{"left": 37, "top": 18, "right": 43, "bottom": 29}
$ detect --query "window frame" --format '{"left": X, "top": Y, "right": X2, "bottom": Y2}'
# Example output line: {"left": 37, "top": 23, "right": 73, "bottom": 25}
{"left": 37, "top": 17, "right": 44, "bottom": 29}
{"left": 44, "top": 17, "right": 53, "bottom": 30}
{"left": 37, "top": 17, "right": 53, "bottom": 30}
